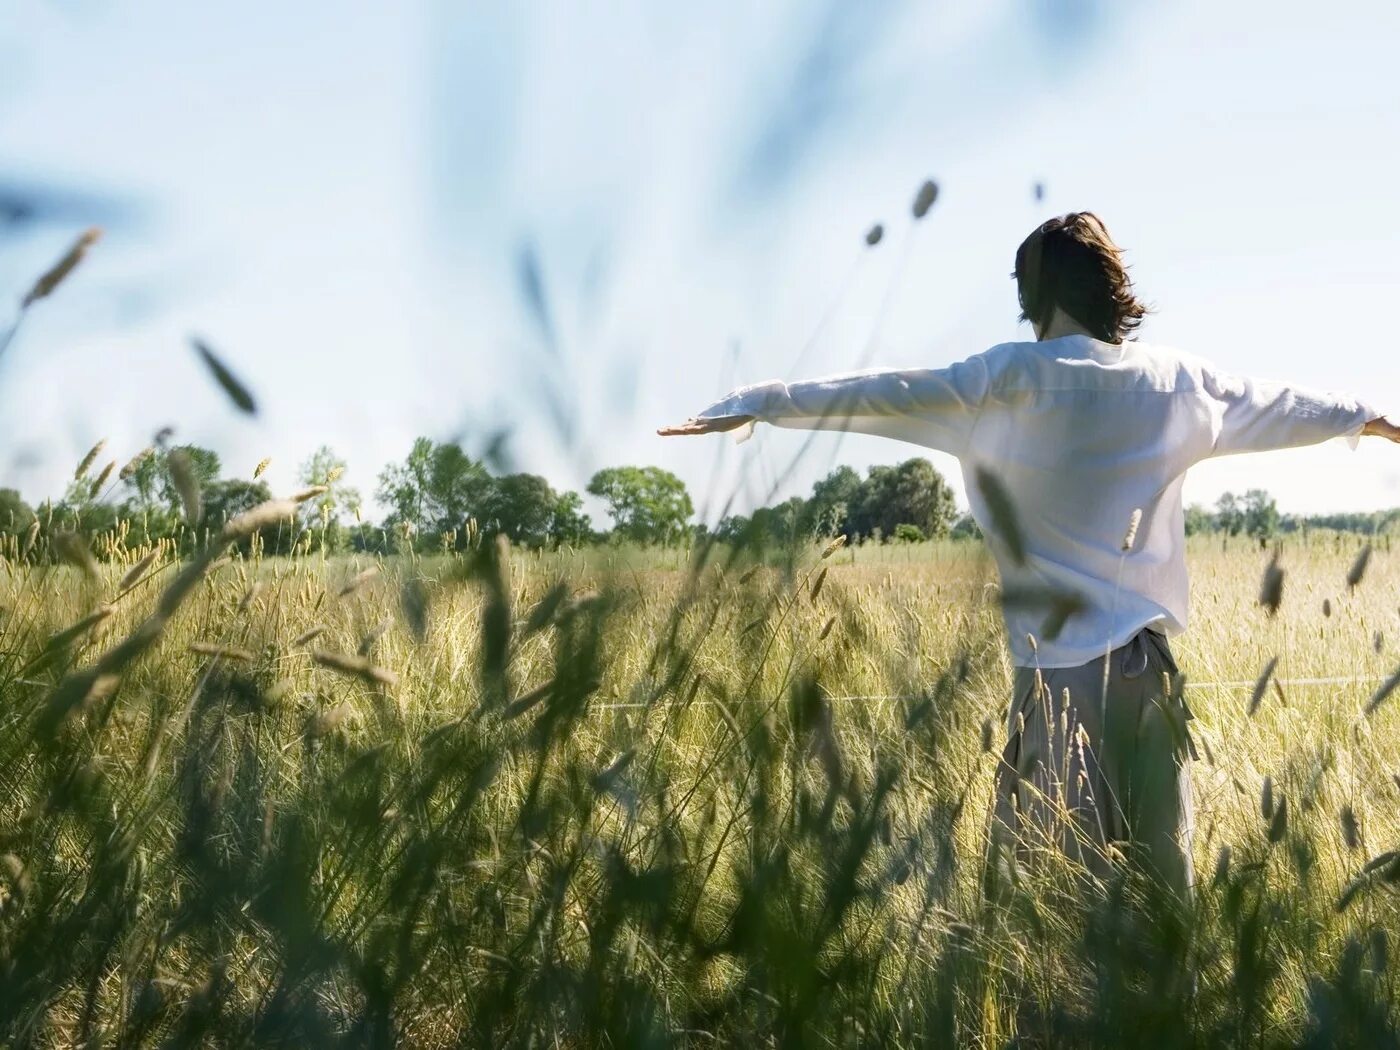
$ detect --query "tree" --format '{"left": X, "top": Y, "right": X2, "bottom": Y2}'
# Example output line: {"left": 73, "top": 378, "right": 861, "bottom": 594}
{"left": 748, "top": 496, "right": 808, "bottom": 548}
{"left": 550, "top": 491, "right": 592, "bottom": 547}
{"left": 1242, "top": 488, "right": 1279, "bottom": 541}
{"left": 587, "top": 466, "right": 694, "bottom": 545}
{"left": 1183, "top": 504, "right": 1214, "bottom": 536}
{"left": 849, "top": 458, "right": 957, "bottom": 541}
{"left": 299, "top": 445, "right": 362, "bottom": 552}
{"left": 1215, "top": 492, "right": 1244, "bottom": 537}
{"left": 713, "top": 514, "right": 752, "bottom": 545}
{"left": 803, "top": 465, "right": 862, "bottom": 537}
{"left": 426, "top": 442, "right": 493, "bottom": 535}
{"left": 482, "top": 473, "right": 559, "bottom": 548}
{"left": 376, "top": 437, "right": 434, "bottom": 533}
{"left": 0, "top": 489, "right": 35, "bottom": 536}
{"left": 950, "top": 512, "right": 982, "bottom": 540}
{"left": 376, "top": 438, "right": 493, "bottom": 542}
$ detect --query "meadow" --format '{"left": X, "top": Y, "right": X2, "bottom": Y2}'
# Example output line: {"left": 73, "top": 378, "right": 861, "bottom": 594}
{"left": 1, "top": 513, "right": 1398, "bottom": 1047}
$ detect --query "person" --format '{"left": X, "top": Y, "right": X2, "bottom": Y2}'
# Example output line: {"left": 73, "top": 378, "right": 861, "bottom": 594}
{"left": 658, "top": 211, "right": 1399, "bottom": 901}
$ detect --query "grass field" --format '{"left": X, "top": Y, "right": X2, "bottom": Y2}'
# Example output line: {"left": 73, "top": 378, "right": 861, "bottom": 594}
{"left": 2, "top": 521, "right": 1398, "bottom": 1046}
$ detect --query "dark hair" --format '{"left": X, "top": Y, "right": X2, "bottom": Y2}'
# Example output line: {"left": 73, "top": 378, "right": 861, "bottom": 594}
{"left": 1013, "top": 212, "right": 1149, "bottom": 343}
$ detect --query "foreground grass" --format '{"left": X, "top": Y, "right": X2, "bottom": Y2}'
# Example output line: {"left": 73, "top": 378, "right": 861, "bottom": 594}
{"left": 1, "top": 529, "right": 1398, "bottom": 1046}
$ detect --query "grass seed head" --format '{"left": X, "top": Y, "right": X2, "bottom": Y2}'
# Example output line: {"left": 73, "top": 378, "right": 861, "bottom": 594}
{"left": 22, "top": 227, "right": 101, "bottom": 308}
{"left": 74, "top": 438, "right": 107, "bottom": 481}
{"left": 118, "top": 446, "right": 153, "bottom": 481}
{"left": 294, "top": 485, "right": 328, "bottom": 504}
{"left": 53, "top": 532, "right": 99, "bottom": 579}
{"left": 1259, "top": 553, "right": 1285, "bottom": 616}
{"left": 118, "top": 550, "right": 161, "bottom": 592}
{"left": 975, "top": 468, "right": 1026, "bottom": 565}
{"left": 312, "top": 648, "right": 399, "bottom": 688}
{"left": 292, "top": 625, "right": 328, "bottom": 646}
{"left": 1212, "top": 845, "right": 1231, "bottom": 886}
{"left": 253, "top": 457, "right": 271, "bottom": 479}
{"left": 912, "top": 178, "right": 939, "bottom": 219}
{"left": 238, "top": 581, "right": 265, "bottom": 611}
{"left": 401, "top": 578, "right": 430, "bottom": 641}
{"left": 221, "top": 500, "right": 297, "bottom": 540}
{"left": 306, "top": 702, "right": 354, "bottom": 739}
{"left": 1267, "top": 793, "right": 1289, "bottom": 843}
{"left": 358, "top": 617, "right": 393, "bottom": 656}
{"left": 1341, "top": 804, "right": 1360, "bottom": 850}
{"left": 1346, "top": 544, "right": 1372, "bottom": 591}
{"left": 1365, "top": 668, "right": 1400, "bottom": 717}
{"left": 339, "top": 566, "right": 379, "bottom": 597}
{"left": 1121, "top": 508, "right": 1142, "bottom": 552}
{"left": 191, "top": 336, "right": 258, "bottom": 414}
{"left": 167, "top": 449, "right": 201, "bottom": 525}
{"left": 1248, "top": 656, "right": 1279, "bottom": 716}
{"left": 90, "top": 460, "right": 116, "bottom": 498}
{"left": 189, "top": 642, "right": 255, "bottom": 663}
{"left": 20, "top": 519, "right": 40, "bottom": 560}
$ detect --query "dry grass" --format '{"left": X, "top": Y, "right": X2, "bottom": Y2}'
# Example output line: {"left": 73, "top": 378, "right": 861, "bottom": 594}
{"left": 0, "top": 527, "right": 1397, "bottom": 1046}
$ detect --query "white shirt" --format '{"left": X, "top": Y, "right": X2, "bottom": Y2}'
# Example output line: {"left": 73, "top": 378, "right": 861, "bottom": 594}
{"left": 699, "top": 336, "right": 1380, "bottom": 668}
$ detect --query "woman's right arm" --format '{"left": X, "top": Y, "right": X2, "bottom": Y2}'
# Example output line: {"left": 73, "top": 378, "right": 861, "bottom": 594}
{"left": 660, "top": 356, "right": 993, "bottom": 456}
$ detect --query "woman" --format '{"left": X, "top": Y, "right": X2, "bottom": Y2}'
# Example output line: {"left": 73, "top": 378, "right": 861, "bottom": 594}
{"left": 659, "top": 212, "right": 1398, "bottom": 899}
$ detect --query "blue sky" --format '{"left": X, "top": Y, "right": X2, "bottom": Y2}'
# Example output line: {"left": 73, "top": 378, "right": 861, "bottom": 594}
{"left": 2, "top": 0, "right": 1397, "bottom": 524}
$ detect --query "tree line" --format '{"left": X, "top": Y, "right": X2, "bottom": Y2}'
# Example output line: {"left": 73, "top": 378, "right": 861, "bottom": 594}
{"left": 1183, "top": 490, "right": 1400, "bottom": 540}
{"left": 0, "top": 439, "right": 702, "bottom": 555}
{"left": 2, "top": 440, "right": 1394, "bottom": 560}
{"left": 0, "top": 440, "right": 965, "bottom": 557}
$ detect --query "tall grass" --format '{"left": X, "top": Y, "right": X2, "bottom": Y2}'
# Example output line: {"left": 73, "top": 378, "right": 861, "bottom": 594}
{"left": 1, "top": 515, "right": 1397, "bottom": 1046}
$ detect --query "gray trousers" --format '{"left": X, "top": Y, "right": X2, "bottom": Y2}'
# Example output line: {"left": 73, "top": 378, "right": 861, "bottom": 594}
{"left": 990, "top": 628, "right": 1196, "bottom": 902}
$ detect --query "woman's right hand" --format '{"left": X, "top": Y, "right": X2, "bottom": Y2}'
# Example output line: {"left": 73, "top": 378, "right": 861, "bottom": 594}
{"left": 657, "top": 414, "right": 754, "bottom": 437}
{"left": 1362, "top": 417, "right": 1400, "bottom": 444}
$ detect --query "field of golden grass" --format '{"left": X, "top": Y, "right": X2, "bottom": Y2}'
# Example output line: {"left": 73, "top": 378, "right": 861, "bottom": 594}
{"left": 1, "top": 526, "right": 1397, "bottom": 1046}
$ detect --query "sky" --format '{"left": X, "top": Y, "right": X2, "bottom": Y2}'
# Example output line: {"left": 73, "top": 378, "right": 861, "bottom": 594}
{"left": 2, "top": 0, "right": 1398, "bottom": 526}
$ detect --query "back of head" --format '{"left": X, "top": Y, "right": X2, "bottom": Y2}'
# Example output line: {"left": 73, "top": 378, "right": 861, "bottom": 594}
{"left": 1013, "top": 212, "right": 1149, "bottom": 344}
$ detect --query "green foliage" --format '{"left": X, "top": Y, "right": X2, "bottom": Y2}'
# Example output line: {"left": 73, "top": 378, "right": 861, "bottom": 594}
{"left": 587, "top": 465, "right": 694, "bottom": 545}
{"left": 549, "top": 490, "right": 592, "bottom": 547}
{"left": 1184, "top": 503, "right": 1214, "bottom": 536}
{"left": 0, "top": 488, "right": 36, "bottom": 535}
{"left": 850, "top": 458, "right": 958, "bottom": 540}
{"left": 1241, "top": 488, "right": 1280, "bottom": 540}
{"left": 297, "top": 446, "right": 361, "bottom": 554}
{"left": 893, "top": 522, "right": 926, "bottom": 543}
{"left": 803, "top": 465, "right": 863, "bottom": 536}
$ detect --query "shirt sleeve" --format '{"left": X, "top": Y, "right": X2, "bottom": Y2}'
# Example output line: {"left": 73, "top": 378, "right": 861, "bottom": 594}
{"left": 1200, "top": 368, "right": 1381, "bottom": 457}
{"left": 696, "top": 356, "right": 992, "bottom": 456}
